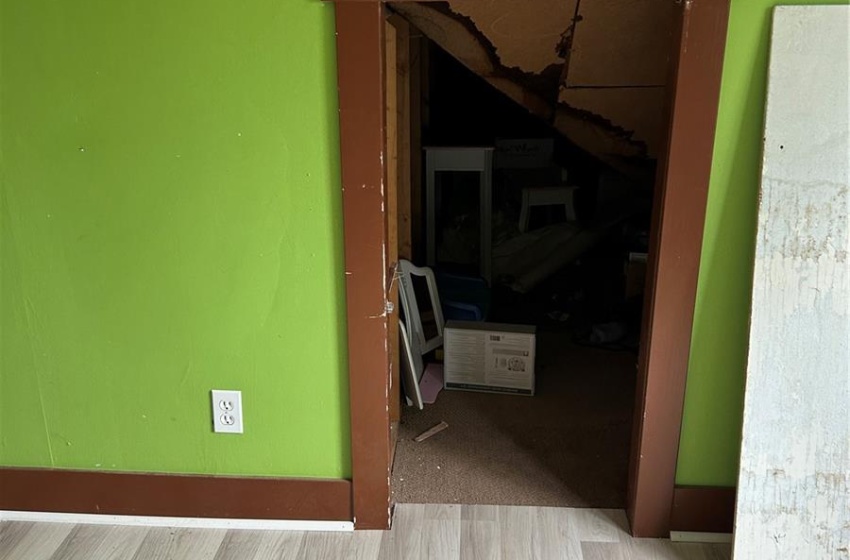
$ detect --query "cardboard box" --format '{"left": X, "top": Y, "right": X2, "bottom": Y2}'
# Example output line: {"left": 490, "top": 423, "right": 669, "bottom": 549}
{"left": 495, "top": 138, "right": 554, "bottom": 169}
{"left": 443, "top": 321, "right": 536, "bottom": 396}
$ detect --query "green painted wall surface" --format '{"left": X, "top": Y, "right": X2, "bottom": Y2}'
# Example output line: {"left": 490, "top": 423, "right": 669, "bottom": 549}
{"left": 0, "top": 0, "right": 351, "bottom": 478}
{"left": 677, "top": 0, "right": 850, "bottom": 486}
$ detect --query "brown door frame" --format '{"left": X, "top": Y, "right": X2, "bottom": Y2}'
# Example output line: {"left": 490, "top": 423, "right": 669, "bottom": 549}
{"left": 332, "top": 0, "right": 731, "bottom": 534}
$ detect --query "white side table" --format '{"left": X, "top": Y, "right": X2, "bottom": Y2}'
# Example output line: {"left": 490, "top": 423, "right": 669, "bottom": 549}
{"left": 425, "top": 147, "right": 494, "bottom": 284}
{"left": 518, "top": 186, "right": 579, "bottom": 232}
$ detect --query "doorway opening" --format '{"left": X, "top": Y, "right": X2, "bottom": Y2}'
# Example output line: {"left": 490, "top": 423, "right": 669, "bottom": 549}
{"left": 387, "top": 7, "right": 661, "bottom": 511}
{"left": 332, "top": 0, "right": 731, "bottom": 533}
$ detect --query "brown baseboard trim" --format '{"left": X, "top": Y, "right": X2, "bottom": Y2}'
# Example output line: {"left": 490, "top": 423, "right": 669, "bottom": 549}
{"left": 670, "top": 486, "right": 736, "bottom": 534}
{"left": 0, "top": 468, "right": 352, "bottom": 521}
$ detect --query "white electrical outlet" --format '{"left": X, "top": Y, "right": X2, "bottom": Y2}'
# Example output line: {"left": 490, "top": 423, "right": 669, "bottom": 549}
{"left": 211, "top": 390, "right": 243, "bottom": 434}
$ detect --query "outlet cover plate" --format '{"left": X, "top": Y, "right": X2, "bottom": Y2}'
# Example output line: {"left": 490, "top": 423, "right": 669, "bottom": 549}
{"left": 211, "top": 390, "right": 243, "bottom": 434}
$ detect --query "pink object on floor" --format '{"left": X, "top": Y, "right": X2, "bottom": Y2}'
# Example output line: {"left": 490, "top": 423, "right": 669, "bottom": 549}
{"left": 420, "top": 363, "right": 444, "bottom": 404}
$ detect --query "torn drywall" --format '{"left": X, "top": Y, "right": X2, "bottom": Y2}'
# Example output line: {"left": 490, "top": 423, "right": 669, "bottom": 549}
{"left": 389, "top": 0, "right": 674, "bottom": 170}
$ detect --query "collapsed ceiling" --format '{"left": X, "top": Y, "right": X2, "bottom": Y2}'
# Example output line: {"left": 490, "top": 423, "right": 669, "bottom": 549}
{"left": 390, "top": 0, "right": 675, "bottom": 174}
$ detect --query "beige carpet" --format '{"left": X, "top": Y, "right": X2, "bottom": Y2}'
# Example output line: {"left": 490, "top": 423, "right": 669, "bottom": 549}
{"left": 391, "top": 332, "right": 636, "bottom": 508}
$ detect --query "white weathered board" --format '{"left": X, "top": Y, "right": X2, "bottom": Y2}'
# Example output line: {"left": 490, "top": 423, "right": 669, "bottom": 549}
{"left": 734, "top": 6, "right": 850, "bottom": 560}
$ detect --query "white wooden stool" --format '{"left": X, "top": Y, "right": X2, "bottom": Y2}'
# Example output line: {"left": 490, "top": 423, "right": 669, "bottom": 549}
{"left": 518, "top": 186, "right": 578, "bottom": 232}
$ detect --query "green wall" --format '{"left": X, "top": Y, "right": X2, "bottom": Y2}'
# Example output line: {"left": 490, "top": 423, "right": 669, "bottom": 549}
{"left": 677, "top": 0, "right": 850, "bottom": 486}
{"left": 0, "top": 0, "right": 351, "bottom": 478}
{"left": 7, "top": 0, "right": 844, "bottom": 491}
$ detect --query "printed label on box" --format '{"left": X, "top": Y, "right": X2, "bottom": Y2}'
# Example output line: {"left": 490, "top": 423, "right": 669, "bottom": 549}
{"left": 444, "top": 323, "right": 536, "bottom": 395}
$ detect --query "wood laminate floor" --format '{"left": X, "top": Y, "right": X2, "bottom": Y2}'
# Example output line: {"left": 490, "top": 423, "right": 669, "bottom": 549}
{"left": 0, "top": 504, "right": 731, "bottom": 560}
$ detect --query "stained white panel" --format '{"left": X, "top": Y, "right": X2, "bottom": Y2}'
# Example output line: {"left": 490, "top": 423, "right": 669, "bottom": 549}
{"left": 734, "top": 6, "right": 850, "bottom": 560}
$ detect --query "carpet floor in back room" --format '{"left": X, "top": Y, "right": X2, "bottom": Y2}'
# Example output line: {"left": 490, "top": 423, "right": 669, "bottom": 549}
{"left": 391, "top": 331, "right": 637, "bottom": 508}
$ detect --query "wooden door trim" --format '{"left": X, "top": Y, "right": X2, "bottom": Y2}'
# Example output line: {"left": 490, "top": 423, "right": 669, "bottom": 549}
{"left": 670, "top": 486, "right": 736, "bottom": 534}
{"left": 332, "top": 0, "right": 732, "bottom": 535}
{"left": 333, "top": 1, "right": 393, "bottom": 530}
{"left": 627, "top": 0, "right": 731, "bottom": 537}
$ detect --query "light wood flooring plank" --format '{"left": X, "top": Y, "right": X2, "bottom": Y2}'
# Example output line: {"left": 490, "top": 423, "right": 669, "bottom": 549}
{"left": 212, "top": 530, "right": 265, "bottom": 560}
{"left": 377, "top": 504, "right": 424, "bottom": 560}
{"left": 422, "top": 520, "right": 460, "bottom": 560}
{"left": 624, "top": 537, "right": 689, "bottom": 560}
{"left": 46, "top": 526, "right": 103, "bottom": 560}
{"left": 421, "top": 503, "right": 461, "bottom": 522}
{"left": 130, "top": 527, "right": 226, "bottom": 560}
{"left": 48, "top": 525, "right": 148, "bottom": 560}
{"left": 572, "top": 508, "right": 628, "bottom": 543}
{"left": 581, "top": 541, "right": 628, "bottom": 560}
{"left": 461, "top": 505, "right": 499, "bottom": 523}
{"left": 344, "top": 531, "right": 384, "bottom": 560}
{"left": 498, "top": 506, "right": 533, "bottom": 560}
{"left": 670, "top": 542, "right": 732, "bottom": 560}
{"left": 298, "top": 531, "right": 382, "bottom": 560}
{"left": 85, "top": 526, "right": 148, "bottom": 560}
{"left": 460, "top": 505, "right": 500, "bottom": 560}
{"left": 531, "top": 507, "right": 581, "bottom": 560}
{"left": 249, "top": 530, "right": 305, "bottom": 560}
{"left": 420, "top": 504, "right": 461, "bottom": 560}
{"left": 0, "top": 522, "right": 34, "bottom": 558}
{"left": 0, "top": 522, "right": 74, "bottom": 560}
